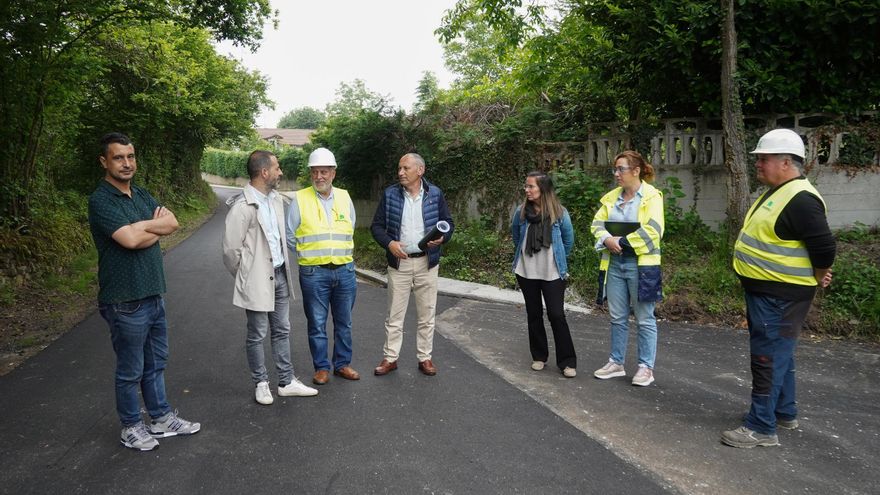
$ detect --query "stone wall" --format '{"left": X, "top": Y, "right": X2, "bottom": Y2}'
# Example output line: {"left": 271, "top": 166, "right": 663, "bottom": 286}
{"left": 535, "top": 113, "right": 880, "bottom": 230}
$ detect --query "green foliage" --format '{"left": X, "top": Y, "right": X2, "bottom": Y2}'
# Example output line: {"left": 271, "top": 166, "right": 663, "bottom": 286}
{"left": 553, "top": 168, "right": 609, "bottom": 232}
{"left": 440, "top": 220, "right": 516, "bottom": 288}
{"left": 278, "top": 107, "right": 326, "bottom": 129}
{"left": 309, "top": 111, "right": 404, "bottom": 198}
{"left": 0, "top": 0, "right": 275, "bottom": 222}
{"left": 201, "top": 148, "right": 251, "bottom": 178}
{"left": 819, "top": 224, "right": 880, "bottom": 338}
{"left": 414, "top": 71, "right": 440, "bottom": 113}
{"left": 324, "top": 79, "right": 393, "bottom": 118}
{"left": 352, "top": 228, "right": 388, "bottom": 272}
{"left": 439, "top": 0, "right": 880, "bottom": 127}
{"left": 201, "top": 147, "right": 306, "bottom": 180}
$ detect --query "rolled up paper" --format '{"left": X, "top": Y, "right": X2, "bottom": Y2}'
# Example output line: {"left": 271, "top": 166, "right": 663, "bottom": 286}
{"left": 417, "top": 220, "right": 451, "bottom": 251}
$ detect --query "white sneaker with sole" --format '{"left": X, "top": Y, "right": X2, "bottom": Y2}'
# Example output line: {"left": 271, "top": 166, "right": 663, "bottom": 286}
{"left": 631, "top": 365, "right": 654, "bottom": 386}
{"left": 531, "top": 361, "right": 545, "bottom": 371}
{"left": 278, "top": 377, "right": 318, "bottom": 397}
{"left": 594, "top": 360, "right": 626, "bottom": 379}
{"left": 563, "top": 367, "right": 577, "bottom": 378}
{"left": 255, "top": 381, "right": 273, "bottom": 405}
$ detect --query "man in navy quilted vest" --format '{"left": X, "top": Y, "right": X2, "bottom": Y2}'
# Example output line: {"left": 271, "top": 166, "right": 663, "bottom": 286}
{"left": 370, "top": 153, "right": 454, "bottom": 377}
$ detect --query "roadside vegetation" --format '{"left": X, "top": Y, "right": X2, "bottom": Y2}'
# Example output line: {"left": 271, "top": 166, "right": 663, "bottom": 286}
{"left": 2, "top": 0, "right": 879, "bottom": 374}
{"left": 353, "top": 173, "right": 880, "bottom": 340}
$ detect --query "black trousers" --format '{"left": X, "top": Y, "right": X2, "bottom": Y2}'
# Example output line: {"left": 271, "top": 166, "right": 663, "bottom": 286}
{"left": 516, "top": 275, "right": 577, "bottom": 370}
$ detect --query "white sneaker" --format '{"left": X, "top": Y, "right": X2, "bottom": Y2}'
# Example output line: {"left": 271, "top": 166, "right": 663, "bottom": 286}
{"left": 255, "top": 381, "right": 273, "bottom": 405}
{"left": 594, "top": 360, "right": 626, "bottom": 379}
{"left": 278, "top": 377, "right": 318, "bottom": 397}
{"left": 531, "top": 361, "right": 545, "bottom": 371}
{"left": 632, "top": 365, "right": 654, "bottom": 386}
{"left": 563, "top": 367, "right": 577, "bottom": 378}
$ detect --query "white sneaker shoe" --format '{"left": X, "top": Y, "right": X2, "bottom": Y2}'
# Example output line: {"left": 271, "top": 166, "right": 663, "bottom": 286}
{"left": 255, "top": 381, "right": 273, "bottom": 405}
{"left": 531, "top": 361, "right": 545, "bottom": 371}
{"left": 594, "top": 360, "right": 626, "bottom": 379}
{"left": 632, "top": 365, "right": 654, "bottom": 386}
{"left": 278, "top": 377, "right": 318, "bottom": 397}
{"left": 563, "top": 367, "right": 577, "bottom": 378}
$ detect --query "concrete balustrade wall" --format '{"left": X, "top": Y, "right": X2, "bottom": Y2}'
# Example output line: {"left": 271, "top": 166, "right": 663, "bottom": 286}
{"left": 536, "top": 113, "right": 880, "bottom": 230}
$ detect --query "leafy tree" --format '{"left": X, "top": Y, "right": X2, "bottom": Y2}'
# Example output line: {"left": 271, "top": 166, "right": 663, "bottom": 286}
{"left": 414, "top": 71, "right": 440, "bottom": 113}
{"left": 324, "top": 79, "right": 393, "bottom": 118}
{"left": 277, "top": 107, "right": 326, "bottom": 129}
{"left": 0, "top": 0, "right": 274, "bottom": 222}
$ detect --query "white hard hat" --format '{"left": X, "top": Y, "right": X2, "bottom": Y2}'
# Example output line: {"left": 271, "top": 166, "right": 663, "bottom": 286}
{"left": 751, "top": 129, "right": 805, "bottom": 159}
{"left": 308, "top": 147, "right": 337, "bottom": 167}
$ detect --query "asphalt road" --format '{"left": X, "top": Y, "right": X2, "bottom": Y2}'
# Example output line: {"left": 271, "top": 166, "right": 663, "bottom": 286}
{"left": 0, "top": 188, "right": 668, "bottom": 495}
{"left": 1, "top": 186, "right": 876, "bottom": 495}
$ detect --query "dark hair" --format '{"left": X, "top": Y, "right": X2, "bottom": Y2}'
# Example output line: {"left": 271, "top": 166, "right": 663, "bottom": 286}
{"left": 614, "top": 150, "right": 655, "bottom": 183}
{"left": 247, "top": 150, "right": 276, "bottom": 179}
{"left": 520, "top": 171, "right": 564, "bottom": 223}
{"left": 100, "top": 132, "right": 132, "bottom": 156}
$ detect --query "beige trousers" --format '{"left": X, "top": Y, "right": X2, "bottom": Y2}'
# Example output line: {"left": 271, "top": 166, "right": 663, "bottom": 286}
{"left": 383, "top": 256, "right": 439, "bottom": 362}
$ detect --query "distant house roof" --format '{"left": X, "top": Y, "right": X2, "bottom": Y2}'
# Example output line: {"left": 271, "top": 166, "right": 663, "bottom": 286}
{"left": 255, "top": 128, "right": 316, "bottom": 147}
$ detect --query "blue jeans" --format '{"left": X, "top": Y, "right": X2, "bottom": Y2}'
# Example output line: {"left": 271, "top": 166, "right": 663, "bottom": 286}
{"left": 245, "top": 267, "right": 293, "bottom": 386}
{"left": 99, "top": 295, "right": 171, "bottom": 426}
{"left": 299, "top": 262, "right": 357, "bottom": 371}
{"left": 743, "top": 291, "right": 811, "bottom": 435}
{"left": 606, "top": 256, "right": 658, "bottom": 368}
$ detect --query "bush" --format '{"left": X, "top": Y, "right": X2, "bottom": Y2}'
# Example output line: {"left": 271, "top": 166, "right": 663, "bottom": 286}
{"left": 440, "top": 219, "right": 516, "bottom": 289}
{"left": 200, "top": 147, "right": 307, "bottom": 180}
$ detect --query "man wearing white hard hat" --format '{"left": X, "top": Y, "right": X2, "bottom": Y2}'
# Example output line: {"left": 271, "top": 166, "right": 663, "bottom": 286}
{"left": 286, "top": 147, "right": 361, "bottom": 385}
{"left": 721, "top": 129, "right": 836, "bottom": 448}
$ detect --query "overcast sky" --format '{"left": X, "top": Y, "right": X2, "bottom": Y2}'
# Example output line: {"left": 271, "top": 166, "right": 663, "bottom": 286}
{"left": 217, "top": 0, "right": 459, "bottom": 128}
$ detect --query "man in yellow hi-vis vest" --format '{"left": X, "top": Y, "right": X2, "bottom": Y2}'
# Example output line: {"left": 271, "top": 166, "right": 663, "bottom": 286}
{"left": 721, "top": 129, "right": 836, "bottom": 449}
{"left": 286, "top": 148, "right": 360, "bottom": 386}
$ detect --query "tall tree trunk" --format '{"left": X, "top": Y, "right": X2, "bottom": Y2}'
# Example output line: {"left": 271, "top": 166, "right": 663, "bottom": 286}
{"left": 721, "top": 0, "right": 750, "bottom": 245}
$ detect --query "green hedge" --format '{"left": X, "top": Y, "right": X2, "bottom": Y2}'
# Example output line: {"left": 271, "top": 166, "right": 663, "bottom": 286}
{"left": 200, "top": 147, "right": 307, "bottom": 179}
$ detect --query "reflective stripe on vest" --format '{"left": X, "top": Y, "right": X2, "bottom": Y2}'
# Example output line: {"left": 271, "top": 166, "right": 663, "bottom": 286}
{"left": 733, "top": 179, "right": 825, "bottom": 286}
{"left": 294, "top": 187, "right": 354, "bottom": 266}
{"left": 593, "top": 183, "right": 664, "bottom": 273}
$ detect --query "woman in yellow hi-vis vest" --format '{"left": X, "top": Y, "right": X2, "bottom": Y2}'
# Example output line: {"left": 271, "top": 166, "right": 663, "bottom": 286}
{"left": 591, "top": 151, "right": 664, "bottom": 387}
{"left": 286, "top": 148, "right": 361, "bottom": 386}
{"left": 721, "top": 129, "right": 835, "bottom": 449}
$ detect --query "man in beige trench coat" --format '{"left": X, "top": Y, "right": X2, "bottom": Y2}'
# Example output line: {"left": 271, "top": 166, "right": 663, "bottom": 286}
{"left": 222, "top": 150, "right": 318, "bottom": 405}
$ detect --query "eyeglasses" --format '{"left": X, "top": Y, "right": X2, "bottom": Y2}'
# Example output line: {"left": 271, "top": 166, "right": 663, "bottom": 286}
{"left": 611, "top": 166, "right": 633, "bottom": 175}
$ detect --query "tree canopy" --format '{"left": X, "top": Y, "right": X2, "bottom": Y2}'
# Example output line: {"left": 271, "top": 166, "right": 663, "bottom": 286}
{"left": 438, "top": 0, "right": 880, "bottom": 124}
{"left": 0, "top": 0, "right": 275, "bottom": 222}
{"left": 277, "top": 107, "right": 326, "bottom": 129}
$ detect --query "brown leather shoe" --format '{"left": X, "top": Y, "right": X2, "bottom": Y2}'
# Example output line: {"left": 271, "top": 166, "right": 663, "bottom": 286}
{"left": 418, "top": 359, "right": 437, "bottom": 376}
{"left": 333, "top": 366, "right": 361, "bottom": 381}
{"left": 374, "top": 359, "right": 398, "bottom": 376}
{"left": 312, "top": 370, "right": 330, "bottom": 385}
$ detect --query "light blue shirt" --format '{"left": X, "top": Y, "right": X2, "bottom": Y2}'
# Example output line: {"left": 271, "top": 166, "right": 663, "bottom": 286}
{"left": 400, "top": 183, "right": 426, "bottom": 254}
{"left": 596, "top": 182, "right": 644, "bottom": 250}
{"left": 285, "top": 187, "right": 357, "bottom": 251}
{"left": 248, "top": 184, "right": 284, "bottom": 268}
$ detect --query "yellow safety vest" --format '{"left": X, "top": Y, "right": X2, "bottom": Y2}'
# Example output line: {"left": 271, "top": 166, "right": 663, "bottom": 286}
{"left": 294, "top": 187, "right": 354, "bottom": 266}
{"left": 733, "top": 179, "right": 825, "bottom": 286}
{"left": 591, "top": 182, "right": 664, "bottom": 273}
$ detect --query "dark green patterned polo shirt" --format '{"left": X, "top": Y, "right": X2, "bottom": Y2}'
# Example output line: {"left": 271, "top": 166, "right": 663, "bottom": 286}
{"left": 88, "top": 180, "right": 166, "bottom": 304}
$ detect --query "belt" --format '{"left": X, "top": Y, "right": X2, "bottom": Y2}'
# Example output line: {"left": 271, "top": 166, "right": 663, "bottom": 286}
{"left": 407, "top": 252, "right": 426, "bottom": 258}
{"left": 319, "top": 263, "right": 346, "bottom": 269}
